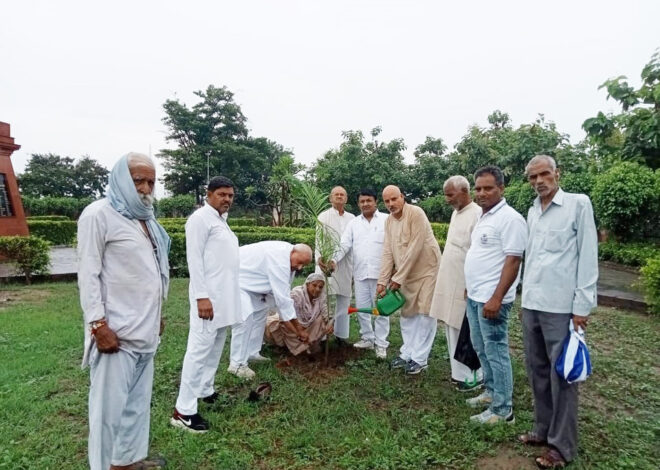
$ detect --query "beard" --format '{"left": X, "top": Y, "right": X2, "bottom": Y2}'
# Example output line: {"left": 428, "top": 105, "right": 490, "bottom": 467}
{"left": 139, "top": 193, "right": 154, "bottom": 207}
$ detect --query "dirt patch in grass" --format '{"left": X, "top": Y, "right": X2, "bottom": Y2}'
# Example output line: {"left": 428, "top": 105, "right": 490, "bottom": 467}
{"left": 477, "top": 445, "right": 537, "bottom": 470}
{"left": 0, "top": 288, "right": 51, "bottom": 310}
{"left": 274, "top": 344, "right": 366, "bottom": 384}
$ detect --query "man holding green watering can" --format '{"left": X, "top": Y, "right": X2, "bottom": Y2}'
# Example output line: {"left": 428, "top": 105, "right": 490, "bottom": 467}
{"left": 377, "top": 185, "right": 441, "bottom": 375}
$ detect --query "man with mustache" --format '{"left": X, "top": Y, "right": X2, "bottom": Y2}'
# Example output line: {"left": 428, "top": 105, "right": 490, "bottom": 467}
{"left": 171, "top": 176, "right": 242, "bottom": 433}
{"left": 519, "top": 155, "right": 598, "bottom": 469}
{"left": 463, "top": 165, "right": 526, "bottom": 425}
{"left": 78, "top": 152, "right": 170, "bottom": 470}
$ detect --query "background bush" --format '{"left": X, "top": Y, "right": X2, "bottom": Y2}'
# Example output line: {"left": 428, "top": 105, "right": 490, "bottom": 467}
{"left": 156, "top": 195, "right": 196, "bottom": 218}
{"left": 591, "top": 162, "right": 659, "bottom": 240}
{"left": 22, "top": 196, "right": 93, "bottom": 219}
{"left": 27, "top": 215, "right": 71, "bottom": 221}
{"left": 504, "top": 180, "right": 536, "bottom": 216}
{"left": 0, "top": 236, "right": 50, "bottom": 284}
{"left": 418, "top": 195, "right": 453, "bottom": 223}
{"left": 640, "top": 256, "right": 660, "bottom": 315}
{"left": 598, "top": 241, "right": 660, "bottom": 267}
{"left": 27, "top": 220, "right": 77, "bottom": 246}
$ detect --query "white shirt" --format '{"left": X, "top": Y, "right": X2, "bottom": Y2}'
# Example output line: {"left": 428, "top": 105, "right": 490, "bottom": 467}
{"left": 333, "top": 211, "right": 386, "bottom": 281}
{"left": 186, "top": 203, "right": 242, "bottom": 330}
{"left": 77, "top": 199, "right": 163, "bottom": 368}
{"left": 523, "top": 189, "right": 599, "bottom": 316}
{"left": 239, "top": 241, "right": 297, "bottom": 321}
{"left": 464, "top": 198, "right": 527, "bottom": 304}
{"left": 316, "top": 207, "right": 355, "bottom": 296}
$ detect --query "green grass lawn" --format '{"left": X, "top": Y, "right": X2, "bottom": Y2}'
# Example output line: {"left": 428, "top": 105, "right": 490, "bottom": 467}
{"left": 0, "top": 279, "right": 658, "bottom": 470}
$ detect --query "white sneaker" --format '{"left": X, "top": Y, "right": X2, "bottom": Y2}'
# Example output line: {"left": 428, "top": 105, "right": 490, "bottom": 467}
{"left": 353, "top": 339, "right": 375, "bottom": 350}
{"left": 375, "top": 345, "right": 387, "bottom": 359}
{"left": 248, "top": 353, "right": 270, "bottom": 363}
{"left": 466, "top": 391, "right": 493, "bottom": 409}
{"left": 227, "top": 364, "right": 255, "bottom": 380}
{"left": 469, "top": 408, "right": 515, "bottom": 425}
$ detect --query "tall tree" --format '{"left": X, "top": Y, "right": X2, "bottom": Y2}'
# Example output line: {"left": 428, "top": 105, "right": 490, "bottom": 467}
{"left": 310, "top": 127, "right": 409, "bottom": 204}
{"left": 18, "top": 153, "right": 108, "bottom": 198}
{"left": 583, "top": 49, "right": 660, "bottom": 169}
{"left": 408, "top": 136, "right": 450, "bottom": 199}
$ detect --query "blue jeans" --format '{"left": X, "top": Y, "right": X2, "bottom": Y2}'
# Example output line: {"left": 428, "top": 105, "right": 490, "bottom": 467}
{"left": 466, "top": 298, "right": 513, "bottom": 416}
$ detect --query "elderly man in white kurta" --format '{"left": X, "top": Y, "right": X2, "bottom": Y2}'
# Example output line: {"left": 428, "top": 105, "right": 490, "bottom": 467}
{"left": 429, "top": 176, "right": 483, "bottom": 391}
{"left": 171, "top": 176, "right": 242, "bottom": 434}
{"left": 228, "top": 241, "right": 313, "bottom": 378}
{"left": 326, "top": 188, "right": 389, "bottom": 358}
{"left": 317, "top": 186, "right": 355, "bottom": 343}
{"left": 78, "top": 153, "right": 170, "bottom": 470}
{"left": 378, "top": 185, "right": 441, "bottom": 375}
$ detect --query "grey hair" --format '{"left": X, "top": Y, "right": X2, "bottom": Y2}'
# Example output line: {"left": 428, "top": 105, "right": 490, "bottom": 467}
{"left": 292, "top": 243, "right": 313, "bottom": 258}
{"left": 525, "top": 155, "right": 557, "bottom": 174}
{"left": 443, "top": 175, "right": 470, "bottom": 192}
{"left": 126, "top": 152, "right": 155, "bottom": 169}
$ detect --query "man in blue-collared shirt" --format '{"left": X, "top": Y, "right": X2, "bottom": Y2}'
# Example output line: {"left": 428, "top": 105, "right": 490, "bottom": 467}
{"left": 519, "top": 155, "right": 598, "bottom": 469}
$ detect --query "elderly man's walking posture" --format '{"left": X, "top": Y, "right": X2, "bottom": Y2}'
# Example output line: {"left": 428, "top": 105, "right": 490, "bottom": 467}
{"left": 78, "top": 153, "right": 170, "bottom": 470}
{"left": 171, "top": 176, "right": 242, "bottom": 433}
{"left": 464, "top": 166, "right": 526, "bottom": 425}
{"left": 520, "top": 155, "right": 598, "bottom": 469}
{"left": 316, "top": 186, "right": 355, "bottom": 343}
{"left": 228, "top": 241, "right": 313, "bottom": 378}
{"left": 378, "top": 185, "right": 441, "bottom": 375}
{"left": 429, "top": 176, "right": 483, "bottom": 391}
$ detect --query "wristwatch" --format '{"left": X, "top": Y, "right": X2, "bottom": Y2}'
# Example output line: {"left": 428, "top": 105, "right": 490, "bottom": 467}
{"left": 90, "top": 319, "right": 107, "bottom": 336}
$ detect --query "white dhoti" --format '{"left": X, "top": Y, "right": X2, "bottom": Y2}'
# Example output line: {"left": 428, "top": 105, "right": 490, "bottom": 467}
{"left": 332, "top": 294, "right": 351, "bottom": 339}
{"left": 399, "top": 314, "right": 437, "bottom": 366}
{"left": 445, "top": 323, "right": 483, "bottom": 382}
{"left": 230, "top": 307, "right": 269, "bottom": 368}
{"left": 175, "top": 326, "right": 228, "bottom": 415}
{"left": 88, "top": 348, "right": 154, "bottom": 470}
{"left": 354, "top": 279, "right": 390, "bottom": 347}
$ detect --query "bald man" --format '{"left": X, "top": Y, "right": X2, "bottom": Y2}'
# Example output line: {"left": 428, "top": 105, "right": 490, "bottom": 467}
{"left": 378, "top": 185, "right": 441, "bottom": 375}
{"left": 316, "top": 186, "right": 355, "bottom": 343}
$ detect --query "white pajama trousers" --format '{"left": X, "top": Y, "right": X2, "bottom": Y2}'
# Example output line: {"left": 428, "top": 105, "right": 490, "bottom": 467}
{"left": 175, "top": 325, "right": 228, "bottom": 415}
{"left": 354, "top": 279, "right": 390, "bottom": 347}
{"left": 230, "top": 307, "right": 268, "bottom": 368}
{"left": 399, "top": 314, "right": 437, "bottom": 366}
{"left": 88, "top": 348, "right": 154, "bottom": 470}
{"left": 333, "top": 294, "right": 351, "bottom": 339}
{"left": 445, "top": 323, "right": 483, "bottom": 383}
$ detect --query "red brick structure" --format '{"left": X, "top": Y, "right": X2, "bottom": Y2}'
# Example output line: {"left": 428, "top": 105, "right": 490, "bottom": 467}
{"left": 0, "top": 122, "right": 29, "bottom": 236}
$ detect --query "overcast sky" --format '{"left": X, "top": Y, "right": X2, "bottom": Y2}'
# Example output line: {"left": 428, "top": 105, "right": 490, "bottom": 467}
{"left": 2, "top": 0, "right": 659, "bottom": 193}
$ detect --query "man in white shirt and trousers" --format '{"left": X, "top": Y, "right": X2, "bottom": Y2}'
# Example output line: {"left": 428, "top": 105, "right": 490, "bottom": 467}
{"left": 430, "top": 176, "right": 484, "bottom": 391}
{"left": 317, "top": 186, "right": 355, "bottom": 344}
{"left": 171, "top": 176, "right": 242, "bottom": 433}
{"left": 78, "top": 153, "right": 170, "bottom": 470}
{"left": 228, "top": 241, "right": 314, "bottom": 378}
{"left": 323, "top": 188, "right": 389, "bottom": 358}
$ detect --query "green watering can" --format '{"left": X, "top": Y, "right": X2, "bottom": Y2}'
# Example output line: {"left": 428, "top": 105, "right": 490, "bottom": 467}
{"left": 347, "top": 289, "right": 406, "bottom": 317}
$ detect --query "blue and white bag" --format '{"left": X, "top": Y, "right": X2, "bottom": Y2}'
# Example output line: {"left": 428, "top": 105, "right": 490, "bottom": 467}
{"left": 555, "top": 319, "right": 592, "bottom": 384}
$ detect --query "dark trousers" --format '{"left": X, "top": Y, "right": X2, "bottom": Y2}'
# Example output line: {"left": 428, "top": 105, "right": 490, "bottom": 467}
{"left": 522, "top": 308, "right": 579, "bottom": 462}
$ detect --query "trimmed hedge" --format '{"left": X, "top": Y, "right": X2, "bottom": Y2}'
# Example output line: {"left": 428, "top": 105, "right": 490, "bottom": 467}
{"left": 640, "top": 256, "right": 660, "bottom": 315}
{"left": 27, "top": 215, "right": 71, "bottom": 221}
{"left": 0, "top": 236, "right": 50, "bottom": 284}
{"left": 22, "top": 196, "right": 93, "bottom": 219}
{"left": 598, "top": 241, "right": 660, "bottom": 267}
{"left": 28, "top": 220, "right": 77, "bottom": 246}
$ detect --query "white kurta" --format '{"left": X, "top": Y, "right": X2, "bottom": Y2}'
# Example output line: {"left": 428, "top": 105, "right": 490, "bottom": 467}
{"left": 317, "top": 207, "right": 355, "bottom": 296}
{"left": 77, "top": 198, "right": 163, "bottom": 368}
{"left": 334, "top": 210, "right": 386, "bottom": 281}
{"left": 185, "top": 203, "right": 241, "bottom": 330}
{"left": 238, "top": 241, "right": 296, "bottom": 321}
{"left": 429, "top": 201, "right": 481, "bottom": 329}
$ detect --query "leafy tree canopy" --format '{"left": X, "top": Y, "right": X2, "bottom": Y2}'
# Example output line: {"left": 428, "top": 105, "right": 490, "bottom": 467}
{"left": 18, "top": 153, "right": 108, "bottom": 198}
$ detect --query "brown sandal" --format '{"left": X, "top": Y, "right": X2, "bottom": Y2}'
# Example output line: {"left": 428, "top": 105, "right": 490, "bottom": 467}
{"left": 535, "top": 448, "right": 566, "bottom": 469}
{"left": 518, "top": 431, "right": 547, "bottom": 446}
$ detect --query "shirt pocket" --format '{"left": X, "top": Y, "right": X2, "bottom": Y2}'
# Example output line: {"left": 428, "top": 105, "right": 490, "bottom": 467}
{"left": 477, "top": 228, "right": 501, "bottom": 248}
{"left": 544, "top": 228, "right": 572, "bottom": 253}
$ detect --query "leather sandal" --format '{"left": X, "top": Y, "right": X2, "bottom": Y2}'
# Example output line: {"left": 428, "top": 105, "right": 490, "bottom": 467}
{"left": 535, "top": 448, "right": 566, "bottom": 469}
{"left": 518, "top": 431, "right": 547, "bottom": 446}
